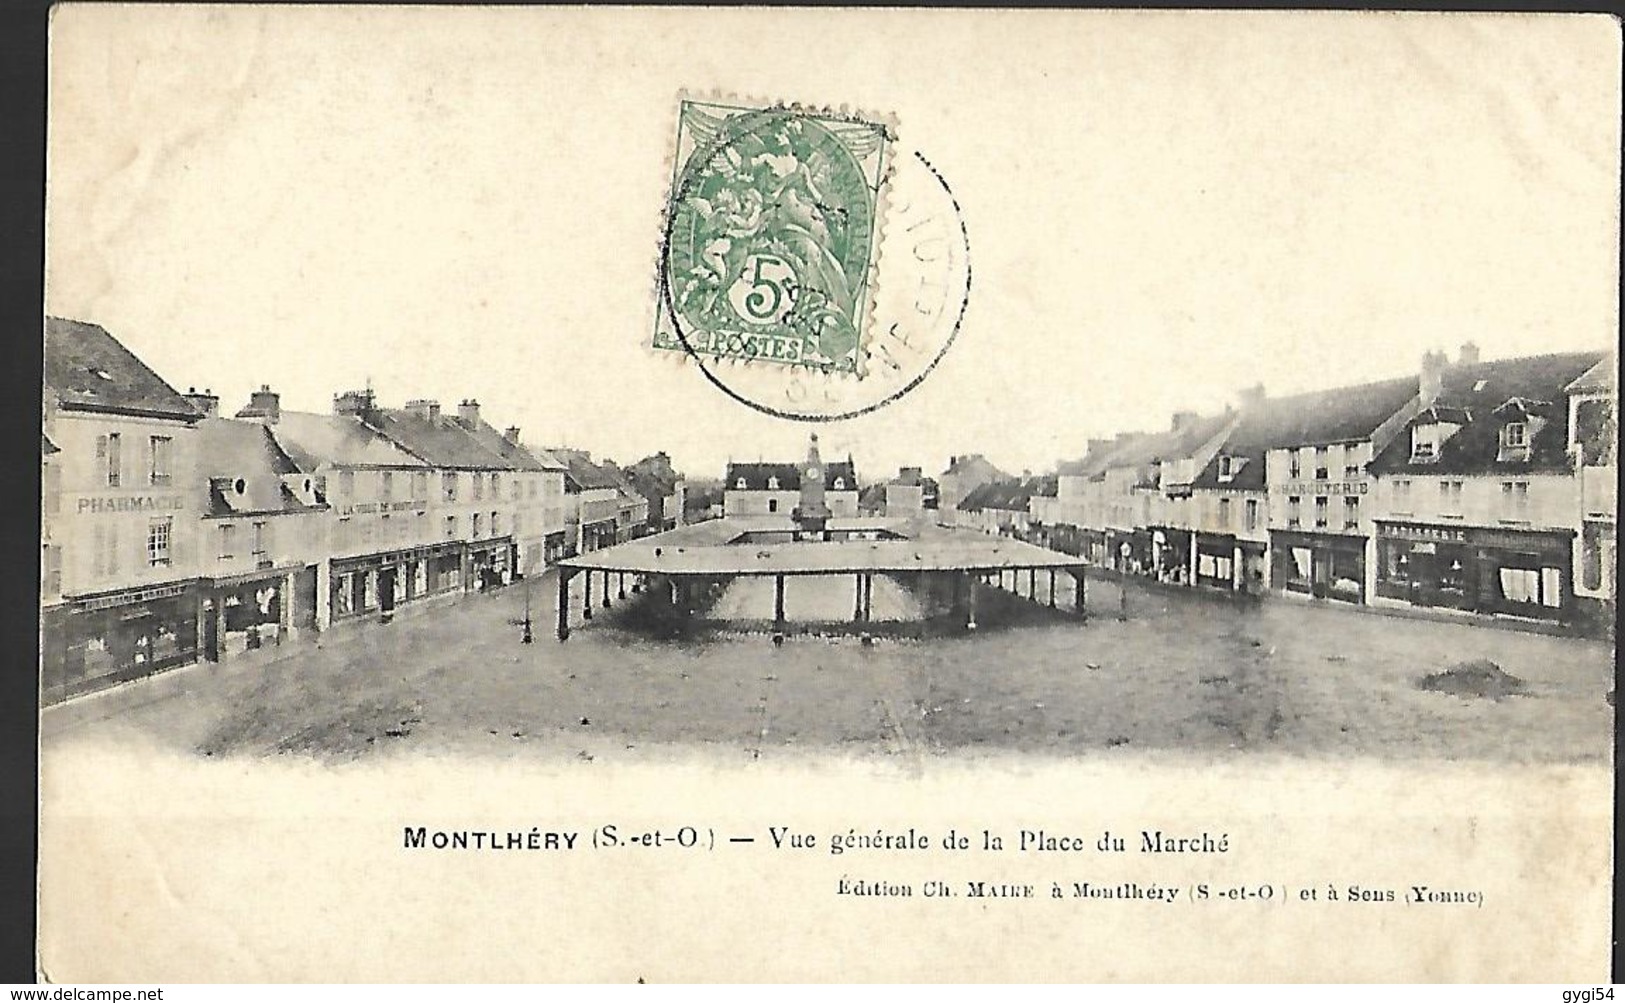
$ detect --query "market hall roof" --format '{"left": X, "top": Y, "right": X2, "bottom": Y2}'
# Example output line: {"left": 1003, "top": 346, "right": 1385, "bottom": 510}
{"left": 562, "top": 525, "right": 1087, "bottom": 577}
{"left": 45, "top": 317, "right": 200, "bottom": 421}
{"left": 724, "top": 460, "right": 858, "bottom": 491}
{"left": 1371, "top": 351, "right": 1607, "bottom": 477}
{"left": 267, "top": 411, "right": 431, "bottom": 472}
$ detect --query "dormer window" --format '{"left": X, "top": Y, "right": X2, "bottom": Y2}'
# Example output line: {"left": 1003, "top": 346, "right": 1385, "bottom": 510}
{"left": 1503, "top": 422, "right": 1527, "bottom": 448}
{"left": 735, "top": 477, "right": 747, "bottom": 490}
{"left": 1411, "top": 424, "right": 1440, "bottom": 462}
{"left": 766, "top": 475, "right": 780, "bottom": 490}
{"left": 1217, "top": 455, "right": 1236, "bottom": 482}
{"left": 833, "top": 477, "right": 846, "bottom": 490}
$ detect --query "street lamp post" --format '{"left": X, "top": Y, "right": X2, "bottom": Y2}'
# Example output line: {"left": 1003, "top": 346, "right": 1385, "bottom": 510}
{"left": 521, "top": 571, "right": 533, "bottom": 644}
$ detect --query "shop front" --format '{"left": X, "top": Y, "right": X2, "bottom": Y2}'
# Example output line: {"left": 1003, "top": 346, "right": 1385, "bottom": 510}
{"left": 42, "top": 580, "right": 200, "bottom": 703}
{"left": 1375, "top": 521, "right": 1573, "bottom": 621}
{"left": 200, "top": 564, "right": 316, "bottom": 661}
{"left": 332, "top": 542, "right": 466, "bottom": 622}
{"left": 1271, "top": 529, "right": 1366, "bottom": 603}
{"left": 545, "top": 531, "right": 568, "bottom": 565}
{"left": 1107, "top": 528, "right": 1152, "bottom": 574}
{"left": 1194, "top": 533, "right": 1236, "bottom": 590}
{"left": 468, "top": 535, "right": 515, "bottom": 591}
{"left": 1148, "top": 526, "right": 1192, "bottom": 584}
{"left": 581, "top": 518, "right": 617, "bottom": 553}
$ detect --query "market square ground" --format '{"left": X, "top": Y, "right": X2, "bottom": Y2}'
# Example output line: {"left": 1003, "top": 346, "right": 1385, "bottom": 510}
{"left": 40, "top": 568, "right": 1615, "bottom": 765}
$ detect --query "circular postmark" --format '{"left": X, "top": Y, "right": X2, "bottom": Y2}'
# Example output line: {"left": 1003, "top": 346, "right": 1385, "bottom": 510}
{"left": 654, "top": 100, "right": 970, "bottom": 422}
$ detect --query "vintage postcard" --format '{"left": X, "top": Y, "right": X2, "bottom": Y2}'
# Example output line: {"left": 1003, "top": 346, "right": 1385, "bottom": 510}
{"left": 38, "top": 6, "right": 1617, "bottom": 983}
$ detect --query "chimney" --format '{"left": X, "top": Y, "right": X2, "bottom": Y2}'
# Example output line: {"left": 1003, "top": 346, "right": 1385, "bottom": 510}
{"left": 458, "top": 399, "right": 481, "bottom": 424}
{"left": 233, "top": 385, "right": 278, "bottom": 423}
{"left": 184, "top": 386, "right": 220, "bottom": 419}
{"left": 1238, "top": 383, "right": 1266, "bottom": 409}
{"left": 1171, "top": 410, "right": 1199, "bottom": 433}
{"left": 1420, "top": 350, "right": 1447, "bottom": 406}
{"left": 1458, "top": 341, "right": 1481, "bottom": 367}
{"left": 504, "top": 427, "right": 521, "bottom": 444}
{"left": 333, "top": 389, "right": 375, "bottom": 418}
{"left": 404, "top": 399, "right": 438, "bottom": 421}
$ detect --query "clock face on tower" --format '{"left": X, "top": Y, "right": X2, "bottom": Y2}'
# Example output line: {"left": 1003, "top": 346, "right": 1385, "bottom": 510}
{"left": 806, "top": 467, "right": 821, "bottom": 481}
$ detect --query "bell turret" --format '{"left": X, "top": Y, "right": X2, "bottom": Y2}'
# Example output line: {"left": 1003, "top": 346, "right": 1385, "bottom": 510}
{"left": 794, "top": 433, "right": 832, "bottom": 535}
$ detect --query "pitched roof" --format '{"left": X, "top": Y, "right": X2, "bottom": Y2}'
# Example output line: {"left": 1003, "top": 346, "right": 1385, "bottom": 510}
{"left": 1191, "top": 376, "right": 1420, "bottom": 490}
{"left": 44, "top": 317, "right": 199, "bottom": 421}
{"left": 1371, "top": 351, "right": 1606, "bottom": 476}
{"left": 1091, "top": 413, "right": 1235, "bottom": 487}
{"left": 370, "top": 408, "right": 511, "bottom": 470}
{"left": 1566, "top": 356, "right": 1615, "bottom": 395}
{"left": 939, "top": 454, "right": 1006, "bottom": 481}
{"left": 198, "top": 417, "right": 321, "bottom": 516}
{"left": 549, "top": 449, "right": 623, "bottom": 492}
{"left": 450, "top": 416, "right": 562, "bottom": 472}
{"left": 725, "top": 460, "right": 857, "bottom": 491}
{"left": 267, "top": 411, "right": 430, "bottom": 471}
{"left": 958, "top": 476, "right": 1048, "bottom": 512}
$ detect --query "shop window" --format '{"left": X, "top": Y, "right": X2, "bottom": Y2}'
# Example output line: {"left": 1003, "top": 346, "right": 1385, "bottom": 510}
{"left": 100, "top": 432, "right": 122, "bottom": 487}
{"left": 148, "top": 436, "right": 173, "bottom": 486}
{"left": 1499, "top": 567, "right": 1540, "bottom": 606}
{"left": 443, "top": 472, "right": 459, "bottom": 502}
{"left": 1217, "top": 497, "right": 1230, "bottom": 529}
{"left": 1244, "top": 498, "right": 1259, "bottom": 531}
{"left": 147, "top": 517, "right": 172, "bottom": 567}
{"left": 218, "top": 523, "right": 235, "bottom": 561}
{"left": 1343, "top": 496, "right": 1359, "bottom": 531}
{"left": 1314, "top": 446, "right": 1329, "bottom": 480}
{"left": 1314, "top": 497, "right": 1328, "bottom": 528}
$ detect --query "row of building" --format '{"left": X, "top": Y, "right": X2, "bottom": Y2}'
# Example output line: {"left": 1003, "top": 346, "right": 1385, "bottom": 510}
{"left": 932, "top": 345, "right": 1616, "bottom": 633}
{"left": 40, "top": 317, "right": 686, "bottom": 702}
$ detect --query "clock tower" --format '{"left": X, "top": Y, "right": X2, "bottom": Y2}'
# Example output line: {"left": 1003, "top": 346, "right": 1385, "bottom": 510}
{"left": 794, "top": 433, "right": 832, "bottom": 536}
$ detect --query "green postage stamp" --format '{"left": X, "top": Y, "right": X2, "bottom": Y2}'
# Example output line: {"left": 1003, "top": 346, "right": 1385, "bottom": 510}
{"left": 654, "top": 99, "right": 893, "bottom": 375}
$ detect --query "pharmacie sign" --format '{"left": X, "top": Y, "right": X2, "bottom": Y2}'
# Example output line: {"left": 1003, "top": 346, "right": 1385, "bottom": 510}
{"left": 75, "top": 494, "right": 186, "bottom": 514}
